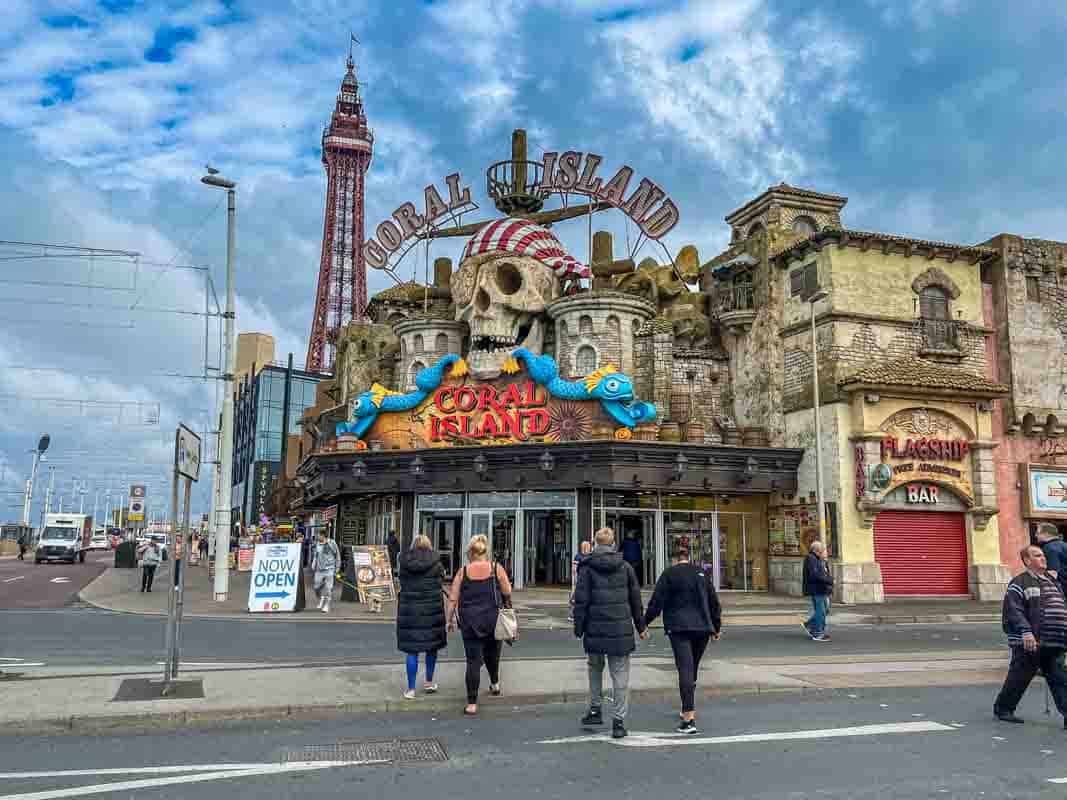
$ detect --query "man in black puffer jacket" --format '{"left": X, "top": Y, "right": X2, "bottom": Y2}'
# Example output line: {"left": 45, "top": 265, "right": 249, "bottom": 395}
{"left": 396, "top": 536, "right": 447, "bottom": 699}
{"left": 573, "top": 526, "right": 646, "bottom": 739}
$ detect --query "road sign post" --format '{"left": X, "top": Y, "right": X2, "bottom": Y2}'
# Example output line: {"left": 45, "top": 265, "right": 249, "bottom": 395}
{"left": 162, "top": 424, "right": 201, "bottom": 696}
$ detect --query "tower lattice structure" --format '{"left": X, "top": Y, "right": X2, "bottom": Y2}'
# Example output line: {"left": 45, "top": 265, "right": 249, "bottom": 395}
{"left": 306, "top": 55, "right": 374, "bottom": 373}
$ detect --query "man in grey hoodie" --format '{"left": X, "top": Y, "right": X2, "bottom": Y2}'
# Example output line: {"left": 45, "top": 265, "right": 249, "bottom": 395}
{"left": 140, "top": 540, "right": 161, "bottom": 593}
{"left": 312, "top": 531, "right": 341, "bottom": 613}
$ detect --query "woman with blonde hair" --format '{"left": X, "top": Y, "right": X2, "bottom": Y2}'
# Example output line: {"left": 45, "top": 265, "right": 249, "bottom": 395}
{"left": 448, "top": 533, "right": 512, "bottom": 715}
{"left": 397, "top": 534, "right": 446, "bottom": 700}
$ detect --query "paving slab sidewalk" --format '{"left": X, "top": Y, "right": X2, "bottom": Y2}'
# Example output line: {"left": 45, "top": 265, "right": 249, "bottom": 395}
{"left": 0, "top": 650, "right": 1012, "bottom": 736}
{"left": 78, "top": 566, "right": 1000, "bottom": 627}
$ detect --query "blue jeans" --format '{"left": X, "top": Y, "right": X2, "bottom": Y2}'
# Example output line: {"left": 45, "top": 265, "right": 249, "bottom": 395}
{"left": 405, "top": 652, "right": 438, "bottom": 690}
{"left": 806, "top": 594, "right": 830, "bottom": 636}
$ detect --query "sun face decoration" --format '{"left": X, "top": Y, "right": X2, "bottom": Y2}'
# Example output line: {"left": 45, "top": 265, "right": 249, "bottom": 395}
{"left": 545, "top": 401, "right": 591, "bottom": 442}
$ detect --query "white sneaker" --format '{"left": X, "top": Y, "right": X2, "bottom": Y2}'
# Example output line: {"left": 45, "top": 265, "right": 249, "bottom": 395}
{"left": 321, "top": 601, "right": 330, "bottom": 614}
{"left": 424, "top": 682, "right": 438, "bottom": 694}
{"left": 403, "top": 689, "right": 416, "bottom": 700}
{"left": 316, "top": 596, "right": 324, "bottom": 610}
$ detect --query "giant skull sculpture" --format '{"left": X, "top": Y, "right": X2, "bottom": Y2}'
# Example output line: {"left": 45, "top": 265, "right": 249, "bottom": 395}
{"left": 452, "top": 218, "right": 587, "bottom": 379}
{"left": 452, "top": 251, "right": 559, "bottom": 378}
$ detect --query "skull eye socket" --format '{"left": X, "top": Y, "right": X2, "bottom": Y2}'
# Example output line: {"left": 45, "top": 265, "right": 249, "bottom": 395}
{"left": 495, "top": 262, "right": 523, "bottom": 295}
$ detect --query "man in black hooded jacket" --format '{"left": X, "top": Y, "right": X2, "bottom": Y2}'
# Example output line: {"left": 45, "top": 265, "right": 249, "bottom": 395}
{"left": 573, "top": 526, "right": 646, "bottom": 739}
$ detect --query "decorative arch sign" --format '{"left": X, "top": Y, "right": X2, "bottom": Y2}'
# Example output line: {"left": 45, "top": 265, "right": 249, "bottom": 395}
{"left": 362, "top": 150, "right": 680, "bottom": 273}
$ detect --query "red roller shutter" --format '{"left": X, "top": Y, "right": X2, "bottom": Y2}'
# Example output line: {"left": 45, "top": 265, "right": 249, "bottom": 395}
{"left": 874, "top": 511, "right": 968, "bottom": 595}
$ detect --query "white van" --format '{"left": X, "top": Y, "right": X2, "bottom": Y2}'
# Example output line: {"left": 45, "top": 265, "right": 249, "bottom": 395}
{"left": 36, "top": 513, "right": 91, "bottom": 564}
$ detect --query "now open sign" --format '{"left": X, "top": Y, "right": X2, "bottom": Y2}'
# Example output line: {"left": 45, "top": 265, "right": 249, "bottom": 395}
{"left": 247, "top": 543, "right": 303, "bottom": 613}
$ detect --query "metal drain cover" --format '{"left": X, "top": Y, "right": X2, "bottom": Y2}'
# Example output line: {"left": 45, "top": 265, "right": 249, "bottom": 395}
{"left": 284, "top": 738, "right": 447, "bottom": 764}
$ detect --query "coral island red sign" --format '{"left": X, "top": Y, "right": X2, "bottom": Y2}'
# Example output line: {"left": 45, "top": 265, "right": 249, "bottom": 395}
{"left": 430, "top": 382, "right": 549, "bottom": 442}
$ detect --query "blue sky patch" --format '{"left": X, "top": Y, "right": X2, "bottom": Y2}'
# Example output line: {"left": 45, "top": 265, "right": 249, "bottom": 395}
{"left": 145, "top": 25, "right": 197, "bottom": 63}
{"left": 679, "top": 41, "right": 705, "bottom": 62}
{"left": 42, "top": 15, "right": 91, "bottom": 29}
{"left": 596, "top": 7, "right": 643, "bottom": 23}
{"left": 41, "top": 73, "right": 76, "bottom": 105}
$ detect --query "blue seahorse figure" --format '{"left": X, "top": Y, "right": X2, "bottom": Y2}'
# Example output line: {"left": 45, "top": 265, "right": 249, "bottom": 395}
{"left": 508, "top": 348, "right": 657, "bottom": 429}
{"left": 336, "top": 354, "right": 467, "bottom": 439}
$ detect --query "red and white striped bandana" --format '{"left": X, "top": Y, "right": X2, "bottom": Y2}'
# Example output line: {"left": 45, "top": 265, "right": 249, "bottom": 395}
{"left": 462, "top": 217, "right": 590, "bottom": 279}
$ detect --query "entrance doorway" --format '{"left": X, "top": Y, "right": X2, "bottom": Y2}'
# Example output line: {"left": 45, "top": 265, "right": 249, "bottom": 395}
{"left": 419, "top": 511, "right": 462, "bottom": 580}
{"left": 524, "top": 510, "right": 575, "bottom": 586}
{"left": 603, "top": 510, "right": 656, "bottom": 587}
{"left": 470, "top": 509, "right": 517, "bottom": 584}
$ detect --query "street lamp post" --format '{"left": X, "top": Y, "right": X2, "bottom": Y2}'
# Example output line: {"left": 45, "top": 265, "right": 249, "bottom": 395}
{"left": 202, "top": 167, "right": 237, "bottom": 602}
{"left": 809, "top": 289, "right": 829, "bottom": 540}
{"left": 21, "top": 434, "right": 50, "bottom": 527}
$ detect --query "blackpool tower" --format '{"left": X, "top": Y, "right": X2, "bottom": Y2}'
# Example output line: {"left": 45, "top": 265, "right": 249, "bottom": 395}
{"left": 306, "top": 53, "right": 374, "bottom": 373}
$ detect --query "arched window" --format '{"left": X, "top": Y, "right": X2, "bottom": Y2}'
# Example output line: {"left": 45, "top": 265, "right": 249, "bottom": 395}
{"left": 435, "top": 333, "right": 449, "bottom": 353}
{"left": 409, "top": 360, "right": 426, "bottom": 389}
{"left": 579, "top": 315, "right": 594, "bottom": 336}
{"left": 413, "top": 334, "right": 424, "bottom": 353}
{"left": 576, "top": 345, "right": 597, "bottom": 375}
{"left": 606, "top": 315, "right": 620, "bottom": 337}
{"left": 359, "top": 340, "right": 367, "bottom": 356}
{"left": 792, "top": 216, "right": 817, "bottom": 236}
{"left": 919, "top": 286, "right": 949, "bottom": 320}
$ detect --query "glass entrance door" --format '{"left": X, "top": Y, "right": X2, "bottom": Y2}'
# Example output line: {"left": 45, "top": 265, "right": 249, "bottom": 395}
{"left": 433, "top": 515, "right": 460, "bottom": 581}
{"left": 602, "top": 509, "right": 657, "bottom": 588}
{"left": 466, "top": 510, "right": 517, "bottom": 584}
{"left": 523, "top": 510, "right": 574, "bottom": 587}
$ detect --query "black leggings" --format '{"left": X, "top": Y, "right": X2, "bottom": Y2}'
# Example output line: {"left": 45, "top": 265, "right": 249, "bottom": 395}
{"left": 669, "top": 631, "right": 711, "bottom": 713}
{"left": 462, "top": 634, "right": 502, "bottom": 704}
{"left": 141, "top": 565, "right": 157, "bottom": 592}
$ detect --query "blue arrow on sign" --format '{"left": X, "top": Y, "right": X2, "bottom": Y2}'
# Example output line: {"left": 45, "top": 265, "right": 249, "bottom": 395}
{"left": 255, "top": 591, "right": 290, "bottom": 599}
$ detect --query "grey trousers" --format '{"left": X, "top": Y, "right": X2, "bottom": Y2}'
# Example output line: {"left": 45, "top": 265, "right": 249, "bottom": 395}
{"left": 313, "top": 571, "right": 334, "bottom": 602}
{"left": 588, "top": 653, "right": 630, "bottom": 721}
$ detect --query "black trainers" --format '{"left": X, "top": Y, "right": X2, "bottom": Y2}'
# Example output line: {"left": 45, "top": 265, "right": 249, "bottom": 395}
{"left": 612, "top": 719, "right": 627, "bottom": 739}
{"left": 994, "top": 708, "right": 1024, "bottom": 724}
{"left": 677, "top": 719, "right": 698, "bottom": 735}
{"left": 581, "top": 708, "right": 603, "bottom": 727}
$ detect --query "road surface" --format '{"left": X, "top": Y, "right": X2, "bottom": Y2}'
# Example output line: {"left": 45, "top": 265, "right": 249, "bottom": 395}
{"left": 0, "top": 607, "right": 1007, "bottom": 671}
{"left": 0, "top": 685, "right": 1063, "bottom": 799}
{"left": 0, "top": 552, "right": 112, "bottom": 609}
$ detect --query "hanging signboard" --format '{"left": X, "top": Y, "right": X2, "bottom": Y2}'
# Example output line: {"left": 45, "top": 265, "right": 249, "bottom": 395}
{"left": 175, "top": 424, "right": 202, "bottom": 482}
{"left": 128, "top": 483, "right": 146, "bottom": 523}
{"left": 875, "top": 408, "right": 974, "bottom": 503}
{"left": 1022, "top": 464, "right": 1067, "bottom": 520}
{"left": 247, "top": 543, "right": 302, "bottom": 613}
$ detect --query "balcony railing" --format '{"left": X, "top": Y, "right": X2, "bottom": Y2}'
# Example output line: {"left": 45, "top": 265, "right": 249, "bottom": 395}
{"left": 918, "top": 317, "right": 962, "bottom": 351}
{"left": 718, "top": 282, "right": 755, "bottom": 313}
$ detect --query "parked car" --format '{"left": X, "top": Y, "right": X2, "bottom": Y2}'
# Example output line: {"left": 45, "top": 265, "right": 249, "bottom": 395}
{"left": 89, "top": 529, "right": 109, "bottom": 551}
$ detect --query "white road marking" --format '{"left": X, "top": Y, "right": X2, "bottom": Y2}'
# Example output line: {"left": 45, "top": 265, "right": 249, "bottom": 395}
{"left": 1048, "top": 777, "right": 1067, "bottom": 783}
{"left": 0, "top": 659, "right": 45, "bottom": 667}
{"left": 539, "top": 721, "right": 955, "bottom": 748}
{"left": 3, "top": 576, "right": 25, "bottom": 583}
{"left": 49, "top": 578, "right": 70, "bottom": 584}
{"left": 0, "top": 760, "right": 385, "bottom": 800}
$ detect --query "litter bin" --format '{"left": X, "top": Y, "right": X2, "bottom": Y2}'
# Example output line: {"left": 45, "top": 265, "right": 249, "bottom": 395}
{"left": 114, "top": 540, "right": 138, "bottom": 569}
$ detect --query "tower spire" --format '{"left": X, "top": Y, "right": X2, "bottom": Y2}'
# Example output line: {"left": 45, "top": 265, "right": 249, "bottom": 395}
{"left": 306, "top": 51, "right": 374, "bottom": 374}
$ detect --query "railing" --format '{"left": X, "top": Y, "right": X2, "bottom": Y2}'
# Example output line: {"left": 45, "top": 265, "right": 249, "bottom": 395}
{"left": 918, "top": 317, "right": 961, "bottom": 350}
{"left": 718, "top": 282, "right": 755, "bottom": 313}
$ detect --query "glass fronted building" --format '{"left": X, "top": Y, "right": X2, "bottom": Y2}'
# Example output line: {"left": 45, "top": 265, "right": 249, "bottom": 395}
{"left": 232, "top": 363, "right": 322, "bottom": 528}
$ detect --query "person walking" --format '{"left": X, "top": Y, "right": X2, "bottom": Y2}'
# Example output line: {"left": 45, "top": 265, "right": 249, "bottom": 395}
{"left": 622, "top": 530, "right": 643, "bottom": 587}
{"left": 387, "top": 530, "right": 401, "bottom": 575}
{"left": 447, "top": 534, "right": 511, "bottom": 716}
{"left": 311, "top": 531, "right": 341, "bottom": 614}
{"left": 802, "top": 540, "right": 834, "bottom": 641}
{"left": 994, "top": 544, "right": 1067, "bottom": 725}
{"left": 1036, "top": 523, "right": 1067, "bottom": 597}
{"left": 198, "top": 535, "right": 209, "bottom": 565}
{"left": 397, "top": 534, "right": 446, "bottom": 700}
{"left": 573, "top": 526, "right": 646, "bottom": 739}
{"left": 16, "top": 530, "right": 27, "bottom": 561}
{"left": 643, "top": 542, "right": 722, "bottom": 734}
{"left": 140, "top": 540, "right": 161, "bottom": 593}
{"left": 568, "top": 540, "right": 593, "bottom": 622}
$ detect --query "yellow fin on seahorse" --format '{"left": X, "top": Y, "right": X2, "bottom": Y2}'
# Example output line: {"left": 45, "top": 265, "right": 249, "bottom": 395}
{"left": 584, "top": 364, "right": 618, "bottom": 393}
{"left": 450, "top": 358, "right": 469, "bottom": 378}
{"left": 369, "top": 382, "right": 401, "bottom": 407}
{"left": 502, "top": 355, "right": 520, "bottom": 375}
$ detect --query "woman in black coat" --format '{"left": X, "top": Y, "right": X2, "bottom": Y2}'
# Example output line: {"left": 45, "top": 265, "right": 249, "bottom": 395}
{"left": 396, "top": 534, "right": 447, "bottom": 700}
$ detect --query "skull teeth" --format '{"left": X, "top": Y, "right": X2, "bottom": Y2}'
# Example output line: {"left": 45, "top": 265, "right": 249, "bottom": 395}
{"left": 472, "top": 335, "right": 518, "bottom": 353}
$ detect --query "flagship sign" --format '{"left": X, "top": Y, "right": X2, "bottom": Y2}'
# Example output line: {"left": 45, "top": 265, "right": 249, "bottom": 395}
{"left": 875, "top": 408, "right": 974, "bottom": 503}
{"left": 363, "top": 152, "right": 679, "bottom": 271}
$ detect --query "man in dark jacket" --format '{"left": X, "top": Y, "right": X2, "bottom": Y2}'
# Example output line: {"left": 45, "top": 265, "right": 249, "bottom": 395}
{"left": 573, "top": 526, "right": 646, "bottom": 739}
{"left": 387, "top": 531, "right": 401, "bottom": 574}
{"left": 802, "top": 540, "right": 834, "bottom": 641}
{"left": 1036, "top": 523, "right": 1067, "bottom": 597}
{"left": 994, "top": 545, "right": 1067, "bottom": 725}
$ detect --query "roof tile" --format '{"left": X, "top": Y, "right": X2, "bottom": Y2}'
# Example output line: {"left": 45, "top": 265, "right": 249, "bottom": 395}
{"left": 838, "top": 356, "right": 1009, "bottom": 395}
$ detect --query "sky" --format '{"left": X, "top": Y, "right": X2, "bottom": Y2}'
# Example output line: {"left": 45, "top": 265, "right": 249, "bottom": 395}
{"left": 0, "top": 0, "right": 1064, "bottom": 522}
